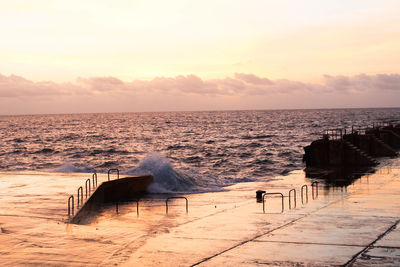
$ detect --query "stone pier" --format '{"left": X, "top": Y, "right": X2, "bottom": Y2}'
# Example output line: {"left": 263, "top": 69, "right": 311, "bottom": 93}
{"left": 303, "top": 124, "right": 400, "bottom": 179}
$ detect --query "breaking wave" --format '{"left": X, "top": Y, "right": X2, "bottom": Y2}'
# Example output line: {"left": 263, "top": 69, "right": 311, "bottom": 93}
{"left": 52, "top": 162, "right": 95, "bottom": 173}
{"left": 127, "top": 153, "right": 225, "bottom": 193}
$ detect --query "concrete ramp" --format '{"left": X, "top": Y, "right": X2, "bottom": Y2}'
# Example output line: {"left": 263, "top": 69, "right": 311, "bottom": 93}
{"left": 70, "top": 175, "right": 153, "bottom": 224}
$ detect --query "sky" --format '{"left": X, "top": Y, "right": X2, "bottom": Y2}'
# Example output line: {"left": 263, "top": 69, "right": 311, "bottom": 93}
{"left": 0, "top": 0, "right": 399, "bottom": 114}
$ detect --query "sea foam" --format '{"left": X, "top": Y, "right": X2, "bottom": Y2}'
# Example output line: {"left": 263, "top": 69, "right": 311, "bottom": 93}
{"left": 53, "top": 162, "right": 95, "bottom": 173}
{"left": 128, "top": 153, "right": 222, "bottom": 193}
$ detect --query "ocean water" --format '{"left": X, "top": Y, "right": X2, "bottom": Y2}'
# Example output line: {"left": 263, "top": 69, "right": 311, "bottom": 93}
{"left": 1, "top": 108, "right": 399, "bottom": 192}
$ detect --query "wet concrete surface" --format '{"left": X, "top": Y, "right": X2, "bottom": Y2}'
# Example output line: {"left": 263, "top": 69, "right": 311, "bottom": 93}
{"left": 1, "top": 160, "right": 400, "bottom": 266}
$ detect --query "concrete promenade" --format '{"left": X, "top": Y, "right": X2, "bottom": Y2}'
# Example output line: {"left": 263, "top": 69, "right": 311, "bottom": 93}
{"left": 1, "top": 159, "right": 400, "bottom": 266}
{"left": 122, "top": 160, "right": 400, "bottom": 266}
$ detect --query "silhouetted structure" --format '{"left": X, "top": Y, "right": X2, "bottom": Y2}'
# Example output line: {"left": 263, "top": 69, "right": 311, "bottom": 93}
{"left": 303, "top": 122, "right": 400, "bottom": 183}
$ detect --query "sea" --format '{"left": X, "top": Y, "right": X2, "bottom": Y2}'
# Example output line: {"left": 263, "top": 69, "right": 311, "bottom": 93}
{"left": 1, "top": 108, "right": 399, "bottom": 192}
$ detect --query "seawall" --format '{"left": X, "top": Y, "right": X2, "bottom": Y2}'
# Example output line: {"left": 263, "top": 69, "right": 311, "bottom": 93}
{"left": 70, "top": 175, "right": 153, "bottom": 224}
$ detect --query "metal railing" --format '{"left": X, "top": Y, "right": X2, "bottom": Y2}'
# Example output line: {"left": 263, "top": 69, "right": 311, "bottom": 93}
{"left": 289, "top": 189, "right": 296, "bottom": 209}
{"left": 311, "top": 181, "right": 319, "bottom": 200}
{"left": 262, "top": 192, "right": 284, "bottom": 213}
{"left": 92, "top": 173, "right": 97, "bottom": 188}
{"left": 67, "top": 169, "right": 125, "bottom": 217}
{"left": 85, "top": 179, "right": 91, "bottom": 198}
{"left": 116, "top": 199, "right": 140, "bottom": 216}
{"left": 166, "top": 197, "right": 188, "bottom": 214}
{"left": 373, "top": 121, "right": 390, "bottom": 128}
{"left": 301, "top": 185, "right": 308, "bottom": 204}
{"left": 68, "top": 195, "right": 74, "bottom": 216}
{"left": 108, "top": 168, "right": 119, "bottom": 181}
{"left": 322, "top": 121, "right": 400, "bottom": 142}
{"left": 323, "top": 129, "right": 343, "bottom": 140}
{"left": 133, "top": 199, "right": 140, "bottom": 216}
{"left": 77, "top": 186, "right": 83, "bottom": 207}
{"left": 350, "top": 126, "right": 365, "bottom": 135}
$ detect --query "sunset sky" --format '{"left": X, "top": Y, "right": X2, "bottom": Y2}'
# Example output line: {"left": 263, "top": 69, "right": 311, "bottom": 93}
{"left": 1, "top": 0, "right": 399, "bottom": 114}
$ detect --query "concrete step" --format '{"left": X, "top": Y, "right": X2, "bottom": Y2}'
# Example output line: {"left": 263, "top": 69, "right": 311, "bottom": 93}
{"left": 372, "top": 135, "right": 397, "bottom": 156}
{"left": 342, "top": 140, "right": 377, "bottom": 166}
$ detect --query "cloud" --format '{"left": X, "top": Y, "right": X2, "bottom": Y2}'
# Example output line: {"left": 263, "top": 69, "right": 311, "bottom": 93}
{"left": 77, "top": 76, "right": 125, "bottom": 92}
{"left": 234, "top": 73, "right": 274, "bottom": 85}
{"left": 323, "top": 74, "right": 400, "bottom": 93}
{"left": 1, "top": 73, "right": 399, "bottom": 101}
{"left": 0, "top": 73, "right": 81, "bottom": 98}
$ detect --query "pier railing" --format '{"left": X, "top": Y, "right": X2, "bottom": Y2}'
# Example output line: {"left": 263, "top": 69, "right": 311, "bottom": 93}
{"left": 324, "top": 129, "right": 343, "bottom": 140}
{"left": 351, "top": 126, "right": 368, "bottom": 135}
{"left": 261, "top": 180, "right": 322, "bottom": 213}
{"left": 67, "top": 169, "right": 120, "bottom": 218}
{"left": 373, "top": 121, "right": 390, "bottom": 128}
{"left": 114, "top": 196, "right": 190, "bottom": 217}
{"left": 288, "top": 189, "right": 296, "bottom": 209}
{"left": 301, "top": 185, "right": 308, "bottom": 204}
{"left": 322, "top": 120, "right": 397, "bottom": 140}
{"left": 166, "top": 196, "right": 189, "bottom": 214}
{"left": 108, "top": 168, "right": 119, "bottom": 181}
{"left": 262, "top": 193, "right": 284, "bottom": 213}
{"left": 115, "top": 198, "right": 140, "bottom": 216}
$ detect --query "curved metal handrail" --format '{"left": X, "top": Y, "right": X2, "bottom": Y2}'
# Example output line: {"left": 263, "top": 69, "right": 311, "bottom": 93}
{"left": 311, "top": 181, "right": 319, "bottom": 199}
{"left": 116, "top": 199, "right": 140, "bottom": 216}
{"left": 133, "top": 199, "right": 140, "bottom": 216}
{"left": 108, "top": 168, "right": 120, "bottom": 181}
{"left": 301, "top": 185, "right": 308, "bottom": 204}
{"left": 85, "top": 179, "right": 91, "bottom": 198}
{"left": 262, "top": 192, "right": 284, "bottom": 213}
{"left": 77, "top": 186, "right": 83, "bottom": 207}
{"left": 166, "top": 196, "right": 188, "bottom": 214}
{"left": 92, "top": 173, "right": 97, "bottom": 188}
{"left": 289, "top": 189, "right": 296, "bottom": 209}
{"left": 68, "top": 195, "right": 74, "bottom": 216}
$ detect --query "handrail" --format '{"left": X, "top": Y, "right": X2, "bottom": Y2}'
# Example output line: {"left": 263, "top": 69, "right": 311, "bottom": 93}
{"left": 68, "top": 195, "right": 74, "bottom": 216}
{"left": 85, "top": 179, "right": 91, "bottom": 198}
{"left": 351, "top": 125, "right": 367, "bottom": 135}
{"left": 92, "top": 173, "right": 97, "bottom": 188}
{"left": 133, "top": 199, "right": 140, "bottom": 216}
{"left": 373, "top": 121, "right": 390, "bottom": 128}
{"left": 77, "top": 186, "right": 83, "bottom": 207}
{"left": 301, "top": 185, "right": 308, "bottom": 204}
{"left": 166, "top": 197, "right": 188, "bottom": 214}
{"left": 262, "top": 192, "right": 284, "bottom": 213}
{"left": 289, "top": 189, "right": 296, "bottom": 209}
{"left": 323, "top": 129, "right": 343, "bottom": 140}
{"left": 311, "top": 181, "right": 319, "bottom": 200}
{"left": 108, "top": 168, "right": 120, "bottom": 181}
{"left": 116, "top": 199, "right": 140, "bottom": 216}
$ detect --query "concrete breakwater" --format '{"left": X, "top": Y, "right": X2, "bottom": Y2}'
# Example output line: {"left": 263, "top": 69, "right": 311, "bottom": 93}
{"left": 303, "top": 121, "right": 400, "bottom": 182}
{"left": 69, "top": 175, "right": 154, "bottom": 224}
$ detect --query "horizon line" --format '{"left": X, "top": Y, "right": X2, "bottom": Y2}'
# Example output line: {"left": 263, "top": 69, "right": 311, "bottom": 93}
{"left": 2, "top": 106, "right": 400, "bottom": 117}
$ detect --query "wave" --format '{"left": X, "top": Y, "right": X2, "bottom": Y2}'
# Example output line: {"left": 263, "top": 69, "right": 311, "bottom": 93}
{"left": 49, "top": 154, "right": 235, "bottom": 193}
{"left": 52, "top": 162, "right": 95, "bottom": 173}
{"left": 127, "top": 153, "right": 226, "bottom": 193}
